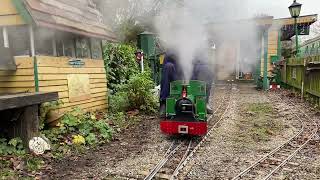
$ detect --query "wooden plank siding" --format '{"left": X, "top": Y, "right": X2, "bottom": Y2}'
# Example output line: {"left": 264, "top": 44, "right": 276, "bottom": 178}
{"left": 281, "top": 56, "right": 320, "bottom": 100}
{"left": 0, "top": 57, "right": 35, "bottom": 93}
{"left": 0, "top": 56, "right": 108, "bottom": 115}
{"left": 0, "top": 0, "right": 26, "bottom": 26}
{"left": 36, "top": 56, "right": 108, "bottom": 113}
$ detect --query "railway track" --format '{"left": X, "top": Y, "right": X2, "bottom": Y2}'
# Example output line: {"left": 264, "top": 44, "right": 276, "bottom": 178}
{"left": 143, "top": 84, "right": 234, "bottom": 180}
{"left": 232, "top": 91, "right": 319, "bottom": 180}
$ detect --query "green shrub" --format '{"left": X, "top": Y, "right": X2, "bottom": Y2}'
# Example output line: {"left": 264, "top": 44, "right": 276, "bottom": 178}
{"left": 0, "top": 138, "right": 25, "bottom": 156}
{"left": 104, "top": 43, "right": 140, "bottom": 93}
{"left": 109, "top": 91, "right": 129, "bottom": 113}
{"left": 109, "top": 72, "right": 158, "bottom": 113}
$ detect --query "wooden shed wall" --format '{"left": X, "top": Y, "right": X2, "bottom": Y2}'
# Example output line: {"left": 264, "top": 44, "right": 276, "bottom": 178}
{"left": 0, "top": 57, "right": 35, "bottom": 93}
{"left": 0, "top": 56, "right": 108, "bottom": 114}
{"left": 0, "top": 0, "right": 26, "bottom": 26}
{"left": 36, "top": 56, "right": 108, "bottom": 114}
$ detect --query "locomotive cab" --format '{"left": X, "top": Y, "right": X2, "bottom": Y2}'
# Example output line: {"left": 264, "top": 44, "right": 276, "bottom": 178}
{"left": 160, "top": 80, "right": 208, "bottom": 136}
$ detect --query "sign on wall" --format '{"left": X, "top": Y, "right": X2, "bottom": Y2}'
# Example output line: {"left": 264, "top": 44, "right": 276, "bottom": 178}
{"left": 67, "top": 74, "right": 91, "bottom": 102}
{"left": 298, "top": 25, "right": 310, "bottom": 35}
{"left": 69, "top": 59, "right": 85, "bottom": 68}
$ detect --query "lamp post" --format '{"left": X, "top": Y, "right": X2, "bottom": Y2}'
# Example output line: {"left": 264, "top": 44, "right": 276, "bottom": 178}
{"left": 289, "top": 0, "right": 302, "bottom": 56}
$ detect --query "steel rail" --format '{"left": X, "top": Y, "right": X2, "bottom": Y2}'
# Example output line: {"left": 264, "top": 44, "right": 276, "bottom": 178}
{"left": 144, "top": 141, "right": 175, "bottom": 179}
{"left": 232, "top": 92, "right": 318, "bottom": 180}
{"left": 145, "top": 84, "right": 233, "bottom": 180}
{"left": 263, "top": 95, "right": 319, "bottom": 180}
{"left": 170, "top": 140, "right": 193, "bottom": 180}
{"left": 172, "top": 85, "right": 234, "bottom": 179}
{"left": 144, "top": 141, "right": 182, "bottom": 180}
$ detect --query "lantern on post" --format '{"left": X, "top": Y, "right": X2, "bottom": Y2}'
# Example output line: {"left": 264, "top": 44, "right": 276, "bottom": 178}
{"left": 288, "top": 0, "right": 302, "bottom": 56}
{"left": 135, "top": 49, "right": 144, "bottom": 72}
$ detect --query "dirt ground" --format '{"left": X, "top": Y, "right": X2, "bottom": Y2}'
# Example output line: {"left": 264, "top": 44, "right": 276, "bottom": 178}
{"left": 44, "top": 83, "right": 320, "bottom": 180}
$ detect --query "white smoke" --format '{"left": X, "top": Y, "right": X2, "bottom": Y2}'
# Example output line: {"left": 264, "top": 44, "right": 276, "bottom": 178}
{"left": 153, "top": 0, "right": 264, "bottom": 81}
{"left": 154, "top": 3, "right": 208, "bottom": 80}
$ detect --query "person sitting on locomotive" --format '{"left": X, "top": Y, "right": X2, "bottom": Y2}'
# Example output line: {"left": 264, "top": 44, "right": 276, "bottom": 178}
{"left": 160, "top": 51, "right": 213, "bottom": 116}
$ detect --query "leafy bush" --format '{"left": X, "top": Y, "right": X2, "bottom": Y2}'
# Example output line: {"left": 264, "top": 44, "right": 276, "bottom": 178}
{"left": 42, "top": 109, "right": 114, "bottom": 156}
{"left": 109, "top": 91, "right": 129, "bottom": 113}
{"left": 0, "top": 138, "right": 25, "bottom": 156}
{"left": 104, "top": 43, "right": 140, "bottom": 93}
{"left": 0, "top": 138, "right": 44, "bottom": 179}
{"left": 109, "top": 72, "right": 158, "bottom": 113}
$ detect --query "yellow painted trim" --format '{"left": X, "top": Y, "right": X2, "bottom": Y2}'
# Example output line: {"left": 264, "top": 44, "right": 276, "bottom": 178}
{"left": 0, "top": 14, "right": 25, "bottom": 26}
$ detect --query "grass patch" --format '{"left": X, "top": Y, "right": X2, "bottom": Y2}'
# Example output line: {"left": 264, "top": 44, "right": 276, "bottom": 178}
{"left": 247, "top": 103, "right": 273, "bottom": 114}
{"left": 235, "top": 103, "right": 283, "bottom": 144}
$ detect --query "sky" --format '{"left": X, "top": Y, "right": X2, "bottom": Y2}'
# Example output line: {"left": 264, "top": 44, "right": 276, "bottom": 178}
{"left": 247, "top": 0, "right": 319, "bottom": 18}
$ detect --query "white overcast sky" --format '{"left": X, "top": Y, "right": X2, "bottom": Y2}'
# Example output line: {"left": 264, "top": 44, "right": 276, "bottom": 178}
{"left": 247, "top": 0, "right": 319, "bottom": 18}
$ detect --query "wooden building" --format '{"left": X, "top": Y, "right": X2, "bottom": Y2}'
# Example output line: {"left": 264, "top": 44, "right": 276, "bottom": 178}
{"left": 207, "top": 14, "right": 317, "bottom": 88}
{"left": 0, "top": 0, "right": 116, "bottom": 122}
{"left": 299, "top": 35, "right": 320, "bottom": 57}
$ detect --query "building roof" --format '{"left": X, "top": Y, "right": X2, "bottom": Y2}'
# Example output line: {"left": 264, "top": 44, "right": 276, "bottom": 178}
{"left": 300, "top": 35, "right": 320, "bottom": 47}
{"left": 22, "top": 0, "right": 117, "bottom": 41}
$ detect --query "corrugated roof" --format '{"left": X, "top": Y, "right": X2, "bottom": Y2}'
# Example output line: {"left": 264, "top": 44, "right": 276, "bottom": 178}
{"left": 24, "top": 0, "right": 117, "bottom": 41}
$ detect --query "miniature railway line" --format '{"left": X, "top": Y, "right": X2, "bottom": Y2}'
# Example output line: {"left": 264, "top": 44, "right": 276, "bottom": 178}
{"left": 143, "top": 83, "right": 234, "bottom": 180}
{"left": 232, "top": 91, "right": 319, "bottom": 180}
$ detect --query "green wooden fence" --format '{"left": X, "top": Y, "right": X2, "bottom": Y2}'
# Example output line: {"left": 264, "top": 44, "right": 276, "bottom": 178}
{"left": 281, "top": 55, "right": 320, "bottom": 100}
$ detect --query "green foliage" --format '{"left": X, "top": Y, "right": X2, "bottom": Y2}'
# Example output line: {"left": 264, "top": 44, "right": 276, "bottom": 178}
{"left": 117, "top": 18, "right": 145, "bottom": 44}
{"left": 39, "top": 100, "right": 63, "bottom": 130}
{"left": 0, "top": 138, "right": 25, "bottom": 156}
{"left": 107, "top": 112, "right": 140, "bottom": 130}
{"left": 104, "top": 43, "right": 140, "bottom": 93}
{"left": 104, "top": 43, "right": 157, "bottom": 114}
{"left": 109, "top": 72, "right": 158, "bottom": 113}
{"left": 25, "top": 157, "right": 44, "bottom": 172}
{"left": 0, "top": 168, "right": 16, "bottom": 180}
{"left": 109, "top": 91, "right": 130, "bottom": 113}
{"left": 0, "top": 138, "right": 43, "bottom": 179}
{"left": 42, "top": 109, "right": 114, "bottom": 157}
{"left": 124, "top": 72, "right": 158, "bottom": 112}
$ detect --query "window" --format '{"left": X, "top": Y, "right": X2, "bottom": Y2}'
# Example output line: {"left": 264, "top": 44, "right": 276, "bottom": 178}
{"left": 34, "top": 28, "right": 54, "bottom": 56}
{"left": 90, "top": 38, "right": 102, "bottom": 59}
{"left": 7, "top": 26, "right": 30, "bottom": 56}
{"left": 64, "top": 38, "right": 75, "bottom": 57}
{"left": 0, "top": 27, "right": 15, "bottom": 70}
{"left": 76, "top": 37, "right": 91, "bottom": 58}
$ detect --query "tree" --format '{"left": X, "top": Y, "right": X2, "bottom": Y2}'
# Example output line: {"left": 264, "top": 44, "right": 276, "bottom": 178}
{"left": 93, "top": 0, "right": 176, "bottom": 43}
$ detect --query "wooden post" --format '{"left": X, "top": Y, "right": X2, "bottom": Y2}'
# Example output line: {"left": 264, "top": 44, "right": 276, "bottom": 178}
{"left": 22, "top": 105, "right": 39, "bottom": 143}
{"left": 52, "top": 37, "right": 57, "bottom": 56}
{"left": 14, "top": 105, "right": 39, "bottom": 145}
{"left": 29, "top": 25, "right": 35, "bottom": 57}
{"left": 62, "top": 42, "right": 65, "bottom": 56}
{"left": 73, "top": 38, "right": 77, "bottom": 57}
{"left": 301, "top": 58, "right": 306, "bottom": 100}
